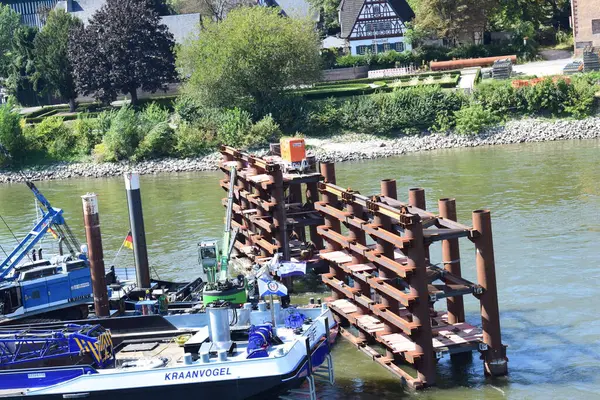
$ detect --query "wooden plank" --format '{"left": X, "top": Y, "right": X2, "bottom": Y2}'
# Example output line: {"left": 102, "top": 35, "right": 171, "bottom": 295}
{"left": 347, "top": 263, "right": 376, "bottom": 272}
{"left": 380, "top": 333, "right": 416, "bottom": 353}
{"left": 320, "top": 250, "right": 353, "bottom": 264}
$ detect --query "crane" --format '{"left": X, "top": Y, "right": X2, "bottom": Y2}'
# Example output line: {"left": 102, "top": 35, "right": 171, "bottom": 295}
{"left": 0, "top": 182, "right": 92, "bottom": 323}
{"left": 0, "top": 181, "right": 80, "bottom": 281}
{"left": 199, "top": 166, "right": 246, "bottom": 306}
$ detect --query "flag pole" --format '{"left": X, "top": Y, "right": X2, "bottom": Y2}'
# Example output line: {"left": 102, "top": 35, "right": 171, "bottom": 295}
{"left": 270, "top": 294, "right": 276, "bottom": 328}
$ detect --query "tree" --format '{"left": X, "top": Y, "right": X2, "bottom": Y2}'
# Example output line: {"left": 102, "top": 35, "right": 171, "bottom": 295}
{"left": 33, "top": 10, "right": 82, "bottom": 112}
{"left": 177, "top": 6, "right": 322, "bottom": 110}
{"left": 415, "top": 0, "right": 498, "bottom": 44}
{"left": 168, "top": 0, "right": 253, "bottom": 21}
{"left": 306, "top": 0, "right": 341, "bottom": 34}
{"left": 5, "top": 25, "right": 43, "bottom": 106}
{"left": 68, "top": 0, "right": 177, "bottom": 105}
{"left": 0, "top": 5, "right": 22, "bottom": 79}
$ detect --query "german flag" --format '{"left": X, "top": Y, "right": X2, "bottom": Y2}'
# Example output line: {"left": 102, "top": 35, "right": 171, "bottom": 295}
{"left": 123, "top": 231, "right": 134, "bottom": 250}
{"left": 47, "top": 226, "right": 59, "bottom": 239}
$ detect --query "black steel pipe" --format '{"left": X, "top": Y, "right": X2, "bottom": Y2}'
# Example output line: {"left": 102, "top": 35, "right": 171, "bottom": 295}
{"left": 124, "top": 172, "right": 151, "bottom": 289}
{"left": 81, "top": 193, "right": 110, "bottom": 317}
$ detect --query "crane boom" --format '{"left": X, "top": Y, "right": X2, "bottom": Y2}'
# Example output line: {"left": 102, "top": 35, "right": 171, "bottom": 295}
{"left": 219, "top": 166, "right": 237, "bottom": 280}
{"left": 0, "top": 182, "right": 79, "bottom": 280}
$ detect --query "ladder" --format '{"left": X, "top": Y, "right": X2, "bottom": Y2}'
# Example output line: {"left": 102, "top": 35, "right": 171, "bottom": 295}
{"left": 280, "top": 354, "right": 335, "bottom": 400}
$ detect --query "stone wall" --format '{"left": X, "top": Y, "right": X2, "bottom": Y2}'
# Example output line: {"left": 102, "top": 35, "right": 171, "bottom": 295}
{"left": 322, "top": 66, "right": 369, "bottom": 81}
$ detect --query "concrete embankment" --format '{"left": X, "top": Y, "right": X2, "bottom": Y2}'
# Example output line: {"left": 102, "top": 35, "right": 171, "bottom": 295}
{"left": 1, "top": 117, "right": 599, "bottom": 183}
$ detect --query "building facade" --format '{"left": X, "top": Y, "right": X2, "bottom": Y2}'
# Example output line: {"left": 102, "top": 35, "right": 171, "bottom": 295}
{"left": 339, "top": 0, "right": 414, "bottom": 55}
{"left": 4, "top": 0, "right": 200, "bottom": 43}
{"left": 571, "top": 0, "right": 600, "bottom": 53}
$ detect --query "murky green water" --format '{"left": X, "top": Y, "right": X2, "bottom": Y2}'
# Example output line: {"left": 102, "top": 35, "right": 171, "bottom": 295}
{"left": 1, "top": 139, "right": 599, "bottom": 399}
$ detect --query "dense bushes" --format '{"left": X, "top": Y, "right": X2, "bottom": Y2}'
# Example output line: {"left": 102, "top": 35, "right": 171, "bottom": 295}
{"left": 331, "top": 42, "right": 538, "bottom": 70}
{"left": 474, "top": 77, "right": 597, "bottom": 120}
{"left": 307, "top": 86, "right": 466, "bottom": 135}
{"left": 3, "top": 73, "right": 598, "bottom": 165}
{"left": 0, "top": 103, "right": 25, "bottom": 165}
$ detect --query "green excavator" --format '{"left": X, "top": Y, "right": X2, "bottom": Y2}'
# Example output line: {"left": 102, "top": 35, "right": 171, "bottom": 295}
{"left": 199, "top": 166, "right": 247, "bottom": 306}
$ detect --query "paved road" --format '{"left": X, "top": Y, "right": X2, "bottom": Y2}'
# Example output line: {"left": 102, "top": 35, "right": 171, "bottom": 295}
{"left": 512, "top": 57, "right": 577, "bottom": 77}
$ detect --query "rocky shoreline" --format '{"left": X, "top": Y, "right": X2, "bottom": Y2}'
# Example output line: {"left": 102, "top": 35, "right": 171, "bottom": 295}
{"left": 1, "top": 117, "right": 599, "bottom": 184}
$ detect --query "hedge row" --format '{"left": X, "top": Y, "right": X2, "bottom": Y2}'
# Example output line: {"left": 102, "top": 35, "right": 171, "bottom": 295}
{"left": 316, "top": 70, "right": 462, "bottom": 87}
{"left": 298, "top": 75, "right": 460, "bottom": 100}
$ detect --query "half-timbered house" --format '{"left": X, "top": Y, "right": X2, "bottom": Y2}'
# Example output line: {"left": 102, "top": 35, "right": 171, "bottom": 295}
{"left": 339, "top": 0, "right": 415, "bottom": 55}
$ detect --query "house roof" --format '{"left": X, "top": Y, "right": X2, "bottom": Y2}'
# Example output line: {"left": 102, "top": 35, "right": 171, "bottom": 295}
{"left": 5, "top": 0, "right": 59, "bottom": 28}
{"left": 339, "top": 0, "right": 362, "bottom": 39}
{"left": 271, "top": 0, "right": 319, "bottom": 21}
{"left": 69, "top": 0, "right": 105, "bottom": 24}
{"left": 339, "top": 0, "right": 415, "bottom": 39}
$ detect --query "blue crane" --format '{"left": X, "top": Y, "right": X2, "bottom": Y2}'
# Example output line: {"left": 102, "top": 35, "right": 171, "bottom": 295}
{"left": 0, "top": 182, "right": 80, "bottom": 281}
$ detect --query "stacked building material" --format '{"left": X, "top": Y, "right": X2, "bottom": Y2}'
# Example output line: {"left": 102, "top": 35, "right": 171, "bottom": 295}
{"left": 492, "top": 59, "right": 513, "bottom": 79}
{"left": 563, "top": 60, "right": 584, "bottom": 75}
{"left": 583, "top": 49, "right": 600, "bottom": 72}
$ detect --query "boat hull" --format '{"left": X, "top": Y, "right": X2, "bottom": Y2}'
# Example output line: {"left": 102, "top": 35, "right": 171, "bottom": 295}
{"left": 12, "top": 337, "right": 331, "bottom": 400}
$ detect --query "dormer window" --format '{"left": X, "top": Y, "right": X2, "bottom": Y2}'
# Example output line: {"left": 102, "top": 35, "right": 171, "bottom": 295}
{"left": 373, "top": 5, "right": 381, "bottom": 16}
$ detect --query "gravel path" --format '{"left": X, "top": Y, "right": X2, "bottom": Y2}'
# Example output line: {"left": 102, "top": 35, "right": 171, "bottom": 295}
{"left": 1, "top": 117, "right": 599, "bottom": 184}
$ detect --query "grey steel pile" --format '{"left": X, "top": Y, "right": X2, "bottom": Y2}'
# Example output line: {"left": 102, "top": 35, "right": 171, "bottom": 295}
{"left": 492, "top": 59, "right": 513, "bottom": 79}
{"left": 583, "top": 48, "right": 600, "bottom": 72}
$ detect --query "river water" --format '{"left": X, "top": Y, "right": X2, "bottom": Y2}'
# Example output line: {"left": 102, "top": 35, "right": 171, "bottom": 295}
{"left": 1, "top": 140, "right": 599, "bottom": 399}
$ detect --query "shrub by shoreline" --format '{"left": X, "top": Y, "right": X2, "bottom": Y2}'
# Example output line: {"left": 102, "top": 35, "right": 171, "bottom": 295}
{"left": 1, "top": 116, "right": 599, "bottom": 184}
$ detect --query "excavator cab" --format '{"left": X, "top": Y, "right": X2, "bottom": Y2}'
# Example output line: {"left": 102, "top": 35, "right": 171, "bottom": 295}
{"left": 198, "top": 240, "right": 218, "bottom": 277}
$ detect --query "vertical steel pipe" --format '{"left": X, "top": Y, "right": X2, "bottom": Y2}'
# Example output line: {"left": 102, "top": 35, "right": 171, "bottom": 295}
{"left": 270, "top": 166, "right": 289, "bottom": 260}
{"left": 306, "top": 181, "right": 323, "bottom": 250}
{"left": 404, "top": 213, "right": 435, "bottom": 386}
{"left": 320, "top": 162, "right": 341, "bottom": 251}
{"left": 408, "top": 188, "right": 426, "bottom": 210}
{"left": 320, "top": 162, "right": 342, "bottom": 300}
{"left": 246, "top": 166, "right": 261, "bottom": 248}
{"left": 380, "top": 179, "right": 397, "bottom": 200}
{"left": 289, "top": 184, "right": 306, "bottom": 242}
{"left": 81, "top": 193, "right": 110, "bottom": 318}
{"left": 472, "top": 210, "right": 508, "bottom": 376}
{"left": 409, "top": 188, "right": 430, "bottom": 263}
{"left": 124, "top": 172, "right": 151, "bottom": 289}
{"left": 438, "top": 198, "right": 465, "bottom": 324}
{"left": 346, "top": 199, "right": 370, "bottom": 332}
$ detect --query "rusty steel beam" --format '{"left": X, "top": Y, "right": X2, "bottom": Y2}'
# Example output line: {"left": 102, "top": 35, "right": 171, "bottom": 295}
{"left": 221, "top": 145, "right": 273, "bottom": 171}
{"left": 315, "top": 202, "right": 411, "bottom": 249}
{"left": 368, "top": 276, "right": 417, "bottom": 307}
{"left": 438, "top": 198, "right": 465, "bottom": 324}
{"left": 472, "top": 210, "right": 508, "bottom": 377}
{"left": 380, "top": 195, "right": 472, "bottom": 232}
{"left": 404, "top": 213, "right": 436, "bottom": 386}
{"left": 81, "top": 193, "right": 110, "bottom": 318}
{"left": 371, "top": 304, "right": 419, "bottom": 335}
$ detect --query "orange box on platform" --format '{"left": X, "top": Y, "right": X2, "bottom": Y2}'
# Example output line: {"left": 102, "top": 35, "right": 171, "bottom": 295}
{"left": 280, "top": 138, "right": 306, "bottom": 163}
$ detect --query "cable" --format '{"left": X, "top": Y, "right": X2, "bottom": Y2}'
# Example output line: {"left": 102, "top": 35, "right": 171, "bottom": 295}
{"left": 0, "top": 243, "right": 8, "bottom": 258}
{"left": 0, "top": 212, "right": 33, "bottom": 263}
